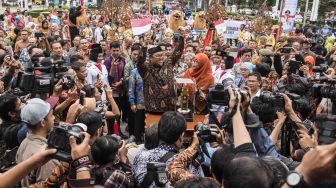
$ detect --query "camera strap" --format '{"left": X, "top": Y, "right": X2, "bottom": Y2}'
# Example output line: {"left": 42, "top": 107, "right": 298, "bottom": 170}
{"left": 141, "top": 151, "right": 176, "bottom": 188}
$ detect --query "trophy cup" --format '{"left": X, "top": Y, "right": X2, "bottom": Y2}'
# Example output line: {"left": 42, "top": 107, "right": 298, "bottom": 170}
{"left": 175, "top": 78, "right": 195, "bottom": 122}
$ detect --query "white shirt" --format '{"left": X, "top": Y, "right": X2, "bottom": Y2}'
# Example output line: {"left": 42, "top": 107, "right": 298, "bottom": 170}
{"left": 94, "top": 27, "right": 103, "bottom": 43}
{"left": 214, "top": 68, "right": 234, "bottom": 84}
{"left": 86, "top": 61, "right": 110, "bottom": 101}
{"left": 86, "top": 61, "right": 109, "bottom": 86}
{"left": 212, "top": 64, "right": 221, "bottom": 76}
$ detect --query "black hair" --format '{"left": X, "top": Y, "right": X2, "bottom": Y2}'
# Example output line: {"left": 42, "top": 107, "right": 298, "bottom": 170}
{"left": 186, "top": 37, "right": 193, "bottom": 42}
{"left": 250, "top": 96, "right": 277, "bottom": 124}
{"left": 158, "top": 111, "right": 186, "bottom": 144}
{"left": 261, "top": 156, "right": 288, "bottom": 188}
{"left": 51, "top": 41, "right": 62, "bottom": 49}
{"left": 131, "top": 43, "right": 142, "bottom": 52}
{"left": 225, "top": 56, "right": 234, "bottom": 69}
{"left": 294, "top": 98, "right": 312, "bottom": 120}
{"left": 185, "top": 45, "right": 196, "bottom": 53}
{"left": 70, "top": 54, "right": 84, "bottom": 64}
{"left": 175, "top": 177, "right": 221, "bottom": 188}
{"left": 91, "top": 136, "right": 119, "bottom": 165}
{"left": 89, "top": 47, "right": 103, "bottom": 62}
{"left": 59, "top": 40, "right": 68, "bottom": 47}
{"left": 144, "top": 123, "right": 159, "bottom": 150}
{"left": 261, "top": 56, "right": 273, "bottom": 66}
{"left": 248, "top": 72, "right": 262, "bottom": 82}
{"left": 0, "top": 93, "right": 19, "bottom": 121}
{"left": 71, "top": 61, "right": 84, "bottom": 71}
{"left": 211, "top": 146, "right": 235, "bottom": 182}
{"left": 222, "top": 157, "right": 274, "bottom": 188}
{"left": 241, "top": 48, "right": 253, "bottom": 55}
{"left": 27, "top": 45, "right": 38, "bottom": 56}
{"left": 77, "top": 111, "right": 103, "bottom": 137}
{"left": 109, "top": 41, "right": 120, "bottom": 49}
{"left": 82, "top": 85, "right": 96, "bottom": 98}
{"left": 255, "top": 63, "right": 271, "bottom": 77}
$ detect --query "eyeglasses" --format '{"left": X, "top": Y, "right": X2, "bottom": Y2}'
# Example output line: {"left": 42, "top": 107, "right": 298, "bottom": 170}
{"left": 247, "top": 80, "right": 259, "bottom": 83}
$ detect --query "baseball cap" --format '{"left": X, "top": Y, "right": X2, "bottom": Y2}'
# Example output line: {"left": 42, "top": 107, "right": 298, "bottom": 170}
{"left": 21, "top": 98, "right": 51, "bottom": 126}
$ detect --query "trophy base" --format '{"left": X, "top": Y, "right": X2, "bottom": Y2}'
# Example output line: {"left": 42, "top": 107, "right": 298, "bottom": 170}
{"left": 177, "top": 108, "right": 193, "bottom": 122}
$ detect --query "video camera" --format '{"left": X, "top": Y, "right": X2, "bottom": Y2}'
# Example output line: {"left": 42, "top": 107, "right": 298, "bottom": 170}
{"left": 311, "top": 77, "right": 336, "bottom": 99}
{"left": 14, "top": 60, "right": 72, "bottom": 95}
{"left": 315, "top": 114, "right": 336, "bottom": 145}
{"left": 259, "top": 91, "right": 301, "bottom": 110}
{"left": 206, "top": 78, "right": 248, "bottom": 106}
{"left": 312, "top": 64, "right": 329, "bottom": 80}
{"left": 47, "top": 123, "right": 85, "bottom": 162}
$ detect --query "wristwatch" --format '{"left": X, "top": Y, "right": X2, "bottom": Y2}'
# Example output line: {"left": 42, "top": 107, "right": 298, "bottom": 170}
{"left": 286, "top": 171, "right": 304, "bottom": 188}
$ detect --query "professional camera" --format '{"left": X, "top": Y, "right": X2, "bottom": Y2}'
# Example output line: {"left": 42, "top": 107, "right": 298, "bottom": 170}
{"left": 194, "top": 122, "right": 219, "bottom": 143}
{"left": 47, "top": 123, "right": 85, "bottom": 161}
{"left": 14, "top": 60, "right": 70, "bottom": 95}
{"left": 147, "top": 162, "right": 168, "bottom": 187}
{"left": 207, "top": 78, "right": 248, "bottom": 106}
{"left": 61, "top": 75, "right": 75, "bottom": 90}
{"left": 315, "top": 114, "right": 336, "bottom": 145}
{"left": 259, "top": 91, "right": 301, "bottom": 110}
{"left": 312, "top": 64, "right": 329, "bottom": 80}
{"left": 311, "top": 77, "right": 336, "bottom": 99}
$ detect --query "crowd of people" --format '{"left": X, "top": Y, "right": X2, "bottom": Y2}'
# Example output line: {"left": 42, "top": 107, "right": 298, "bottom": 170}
{"left": 0, "top": 4, "right": 335, "bottom": 188}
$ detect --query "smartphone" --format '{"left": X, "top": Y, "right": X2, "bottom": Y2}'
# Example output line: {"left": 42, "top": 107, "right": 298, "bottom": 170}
{"left": 280, "top": 47, "right": 292, "bottom": 54}
{"left": 288, "top": 60, "right": 303, "bottom": 74}
{"left": 97, "top": 74, "right": 101, "bottom": 80}
{"left": 34, "top": 32, "right": 43, "bottom": 38}
{"left": 79, "top": 91, "right": 86, "bottom": 105}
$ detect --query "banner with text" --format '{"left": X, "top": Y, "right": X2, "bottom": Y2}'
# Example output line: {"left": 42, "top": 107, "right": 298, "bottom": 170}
{"left": 214, "top": 20, "right": 246, "bottom": 39}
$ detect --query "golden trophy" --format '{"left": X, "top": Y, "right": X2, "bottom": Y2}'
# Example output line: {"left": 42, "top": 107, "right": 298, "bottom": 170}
{"left": 175, "top": 78, "right": 195, "bottom": 122}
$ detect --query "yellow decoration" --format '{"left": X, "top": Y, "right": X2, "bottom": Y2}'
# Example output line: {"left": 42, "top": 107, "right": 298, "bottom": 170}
{"left": 193, "top": 11, "right": 206, "bottom": 30}
{"left": 168, "top": 10, "right": 185, "bottom": 33}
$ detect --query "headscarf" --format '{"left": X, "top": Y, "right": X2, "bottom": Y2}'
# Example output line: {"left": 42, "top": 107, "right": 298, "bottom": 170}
{"left": 304, "top": 56, "right": 315, "bottom": 75}
{"left": 184, "top": 53, "right": 214, "bottom": 112}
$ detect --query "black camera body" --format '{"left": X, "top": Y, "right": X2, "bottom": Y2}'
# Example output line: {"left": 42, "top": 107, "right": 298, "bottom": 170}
{"left": 312, "top": 64, "right": 329, "bottom": 80}
{"left": 47, "top": 123, "right": 84, "bottom": 162}
{"left": 315, "top": 114, "right": 336, "bottom": 145}
{"left": 194, "top": 123, "right": 219, "bottom": 143}
{"left": 260, "top": 91, "right": 301, "bottom": 110}
{"left": 311, "top": 77, "right": 336, "bottom": 99}
{"left": 14, "top": 61, "right": 70, "bottom": 95}
{"left": 147, "top": 162, "right": 168, "bottom": 187}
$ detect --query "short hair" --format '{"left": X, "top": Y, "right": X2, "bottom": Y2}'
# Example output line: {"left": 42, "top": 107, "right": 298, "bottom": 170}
{"left": 91, "top": 136, "right": 119, "bottom": 165}
{"left": 241, "top": 48, "right": 253, "bottom": 55}
{"left": 51, "top": 41, "right": 62, "bottom": 49}
{"left": 185, "top": 45, "right": 196, "bottom": 52}
{"left": 211, "top": 146, "right": 235, "bottom": 182}
{"left": 144, "top": 123, "right": 159, "bottom": 150}
{"left": 175, "top": 177, "right": 221, "bottom": 188}
{"left": 82, "top": 84, "right": 96, "bottom": 98}
{"left": 109, "top": 41, "right": 120, "bottom": 49}
{"left": 261, "top": 156, "right": 288, "bottom": 188}
{"left": 186, "top": 37, "right": 193, "bottom": 42}
{"left": 70, "top": 54, "right": 84, "bottom": 64}
{"left": 250, "top": 96, "right": 277, "bottom": 124}
{"left": 77, "top": 111, "right": 103, "bottom": 137}
{"left": 131, "top": 43, "right": 142, "bottom": 52}
{"left": 71, "top": 61, "right": 84, "bottom": 71}
{"left": 255, "top": 63, "right": 271, "bottom": 77}
{"left": 222, "top": 157, "right": 274, "bottom": 188}
{"left": 0, "top": 93, "right": 18, "bottom": 121}
{"left": 158, "top": 111, "right": 186, "bottom": 144}
{"left": 248, "top": 72, "right": 262, "bottom": 82}
{"left": 249, "top": 39, "right": 257, "bottom": 44}
{"left": 27, "top": 45, "right": 38, "bottom": 56}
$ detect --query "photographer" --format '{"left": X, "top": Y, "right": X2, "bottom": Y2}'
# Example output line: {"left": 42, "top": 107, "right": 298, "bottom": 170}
{"left": 16, "top": 98, "right": 60, "bottom": 186}
{"left": 168, "top": 87, "right": 256, "bottom": 185}
{"left": 91, "top": 136, "right": 134, "bottom": 187}
{"left": 0, "top": 93, "right": 24, "bottom": 150}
